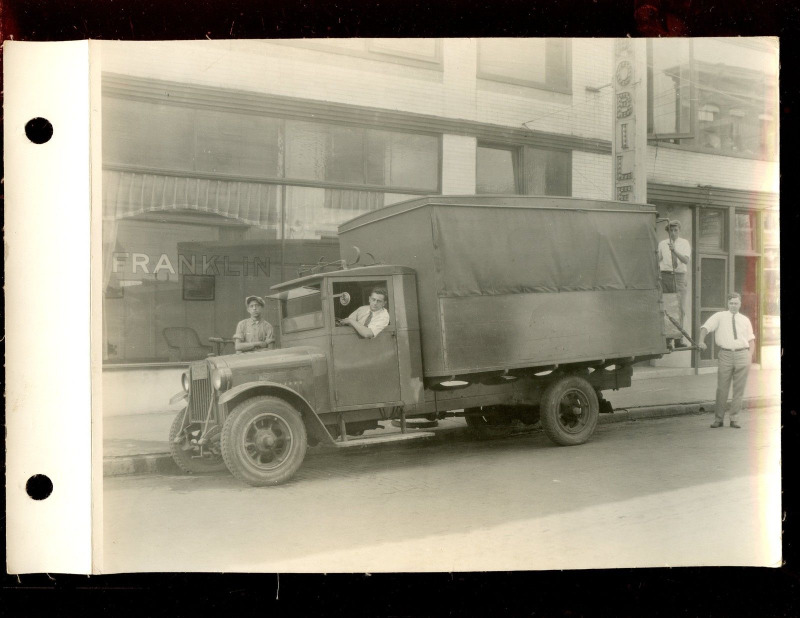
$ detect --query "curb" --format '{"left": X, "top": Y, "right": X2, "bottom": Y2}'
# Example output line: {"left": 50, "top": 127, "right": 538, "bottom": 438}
{"left": 600, "top": 395, "right": 780, "bottom": 425}
{"left": 103, "top": 396, "right": 779, "bottom": 478}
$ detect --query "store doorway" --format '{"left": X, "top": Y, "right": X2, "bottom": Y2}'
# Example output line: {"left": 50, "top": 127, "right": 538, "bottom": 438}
{"left": 735, "top": 255, "right": 760, "bottom": 364}
{"left": 698, "top": 255, "right": 727, "bottom": 367}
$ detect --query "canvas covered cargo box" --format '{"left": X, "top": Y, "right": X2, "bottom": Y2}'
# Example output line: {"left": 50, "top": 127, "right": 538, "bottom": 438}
{"left": 338, "top": 195, "right": 668, "bottom": 378}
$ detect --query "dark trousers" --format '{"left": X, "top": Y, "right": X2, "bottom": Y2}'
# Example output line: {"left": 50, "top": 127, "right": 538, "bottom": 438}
{"left": 661, "top": 271, "right": 687, "bottom": 329}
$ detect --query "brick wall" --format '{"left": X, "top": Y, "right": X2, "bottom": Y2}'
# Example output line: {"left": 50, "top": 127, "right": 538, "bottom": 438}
{"left": 647, "top": 146, "right": 778, "bottom": 194}
{"left": 100, "top": 40, "right": 776, "bottom": 197}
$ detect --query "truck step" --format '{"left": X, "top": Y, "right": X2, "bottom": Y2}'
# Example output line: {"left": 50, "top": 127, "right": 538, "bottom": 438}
{"left": 333, "top": 431, "right": 436, "bottom": 448}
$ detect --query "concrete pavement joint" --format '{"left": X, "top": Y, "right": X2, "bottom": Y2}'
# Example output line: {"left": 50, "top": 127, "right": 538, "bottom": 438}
{"left": 103, "top": 396, "right": 779, "bottom": 477}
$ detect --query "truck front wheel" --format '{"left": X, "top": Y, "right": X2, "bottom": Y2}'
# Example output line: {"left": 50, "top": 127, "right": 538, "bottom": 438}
{"left": 540, "top": 376, "right": 599, "bottom": 446}
{"left": 221, "top": 396, "right": 307, "bottom": 486}
{"left": 168, "top": 410, "right": 227, "bottom": 474}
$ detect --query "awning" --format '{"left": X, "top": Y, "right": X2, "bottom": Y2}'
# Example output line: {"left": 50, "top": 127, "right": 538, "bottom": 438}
{"left": 103, "top": 169, "right": 281, "bottom": 228}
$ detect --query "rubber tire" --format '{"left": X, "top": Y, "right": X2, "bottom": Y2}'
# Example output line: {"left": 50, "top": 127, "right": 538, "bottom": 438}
{"left": 221, "top": 396, "right": 307, "bottom": 486}
{"left": 540, "top": 376, "right": 599, "bottom": 446}
{"left": 464, "top": 407, "right": 516, "bottom": 440}
{"left": 168, "top": 409, "right": 227, "bottom": 474}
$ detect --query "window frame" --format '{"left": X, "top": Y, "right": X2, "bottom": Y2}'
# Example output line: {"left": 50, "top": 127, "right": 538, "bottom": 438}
{"left": 476, "top": 142, "right": 573, "bottom": 197}
{"left": 646, "top": 38, "right": 695, "bottom": 141}
{"left": 476, "top": 39, "right": 572, "bottom": 94}
{"left": 331, "top": 278, "right": 395, "bottom": 333}
{"left": 647, "top": 39, "right": 778, "bottom": 161}
{"left": 476, "top": 143, "right": 522, "bottom": 195}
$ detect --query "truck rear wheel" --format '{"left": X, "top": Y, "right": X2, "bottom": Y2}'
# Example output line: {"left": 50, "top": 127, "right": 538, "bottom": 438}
{"left": 540, "top": 376, "right": 599, "bottom": 446}
{"left": 221, "top": 396, "right": 307, "bottom": 486}
{"left": 168, "top": 410, "right": 227, "bottom": 474}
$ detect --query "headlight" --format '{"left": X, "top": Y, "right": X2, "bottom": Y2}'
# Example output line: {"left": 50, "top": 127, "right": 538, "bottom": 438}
{"left": 181, "top": 372, "right": 190, "bottom": 392}
{"left": 211, "top": 367, "right": 231, "bottom": 392}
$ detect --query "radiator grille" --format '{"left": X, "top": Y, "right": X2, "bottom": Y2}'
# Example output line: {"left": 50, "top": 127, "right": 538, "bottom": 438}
{"left": 189, "top": 362, "right": 213, "bottom": 423}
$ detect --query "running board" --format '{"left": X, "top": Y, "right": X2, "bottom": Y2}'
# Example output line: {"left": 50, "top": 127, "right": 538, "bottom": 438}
{"left": 333, "top": 431, "right": 435, "bottom": 449}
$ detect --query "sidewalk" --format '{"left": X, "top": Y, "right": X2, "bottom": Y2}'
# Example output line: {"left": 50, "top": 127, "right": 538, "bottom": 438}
{"left": 103, "top": 367, "right": 780, "bottom": 477}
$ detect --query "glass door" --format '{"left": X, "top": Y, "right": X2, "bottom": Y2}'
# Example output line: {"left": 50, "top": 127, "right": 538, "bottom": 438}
{"left": 698, "top": 255, "right": 728, "bottom": 367}
{"left": 735, "top": 256, "right": 760, "bottom": 364}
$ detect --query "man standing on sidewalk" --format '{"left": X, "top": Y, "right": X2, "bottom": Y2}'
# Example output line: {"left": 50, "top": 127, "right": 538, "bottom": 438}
{"left": 658, "top": 219, "right": 691, "bottom": 347}
{"left": 698, "top": 292, "right": 755, "bottom": 429}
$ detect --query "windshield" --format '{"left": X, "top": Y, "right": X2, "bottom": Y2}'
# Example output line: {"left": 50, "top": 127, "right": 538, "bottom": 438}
{"left": 281, "top": 285, "right": 322, "bottom": 319}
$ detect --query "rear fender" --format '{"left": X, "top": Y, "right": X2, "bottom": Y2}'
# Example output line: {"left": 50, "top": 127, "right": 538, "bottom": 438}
{"left": 218, "top": 381, "right": 335, "bottom": 447}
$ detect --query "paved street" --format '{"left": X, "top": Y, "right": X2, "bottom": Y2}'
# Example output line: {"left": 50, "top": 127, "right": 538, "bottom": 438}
{"left": 102, "top": 407, "right": 781, "bottom": 573}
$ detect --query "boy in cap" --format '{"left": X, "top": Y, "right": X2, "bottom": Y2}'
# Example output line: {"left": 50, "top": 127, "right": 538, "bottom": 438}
{"left": 658, "top": 219, "right": 691, "bottom": 347}
{"left": 233, "top": 295, "right": 275, "bottom": 352}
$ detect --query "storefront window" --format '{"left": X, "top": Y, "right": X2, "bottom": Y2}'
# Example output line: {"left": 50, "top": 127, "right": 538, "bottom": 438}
{"left": 762, "top": 209, "right": 780, "bottom": 343}
{"left": 103, "top": 93, "right": 441, "bottom": 365}
{"left": 734, "top": 210, "right": 759, "bottom": 253}
{"left": 366, "top": 130, "right": 439, "bottom": 191}
{"left": 104, "top": 214, "right": 277, "bottom": 363}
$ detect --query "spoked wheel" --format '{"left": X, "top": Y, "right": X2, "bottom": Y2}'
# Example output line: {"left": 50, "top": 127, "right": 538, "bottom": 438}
{"left": 540, "top": 376, "right": 599, "bottom": 446}
{"left": 221, "top": 396, "right": 307, "bottom": 486}
{"left": 464, "top": 406, "right": 516, "bottom": 440}
{"left": 168, "top": 409, "right": 227, "bottom": 474}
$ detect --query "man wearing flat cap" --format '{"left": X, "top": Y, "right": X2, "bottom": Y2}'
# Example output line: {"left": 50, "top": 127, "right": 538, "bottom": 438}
{"left": 233, "top": 295, "right": 275, "bottom": 352}
{"left": 658, "top": 219, "right": 691, "bottom": 347}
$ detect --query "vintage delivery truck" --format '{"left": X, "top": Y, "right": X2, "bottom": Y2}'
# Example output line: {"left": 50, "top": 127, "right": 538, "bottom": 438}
{"left": 169, "top": 195, "right": 673, "bottom": 486}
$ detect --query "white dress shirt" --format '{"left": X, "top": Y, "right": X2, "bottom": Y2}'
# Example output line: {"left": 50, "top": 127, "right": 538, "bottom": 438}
{"left": 347, "top": 306, "right": 390, "bottom": 337}
{"left": 701, "top": 310, "right": 755, "bottom": 350}
{"left": 658, "top": 237, "right": 692, "bottom": 274}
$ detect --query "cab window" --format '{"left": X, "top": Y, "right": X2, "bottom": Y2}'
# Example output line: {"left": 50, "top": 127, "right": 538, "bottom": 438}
{"left": 281, "top": 285, "right": 323, "bottom": 333}
{"left": 333, "top": 280, "right": 390, "bottom": 324}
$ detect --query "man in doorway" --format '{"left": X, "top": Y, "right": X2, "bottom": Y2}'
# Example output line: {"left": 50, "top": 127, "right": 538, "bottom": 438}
{"left": 233, "top": 295, "right": 275, "bottom": 352}
{"left": 658, "top": 219, "right": 691, "bottom": 347}
{"left": 338, "top": 287, "right": 390, "bottom": 339}
{"left": 697, "top": 292, "right": 755, "bottom": 429}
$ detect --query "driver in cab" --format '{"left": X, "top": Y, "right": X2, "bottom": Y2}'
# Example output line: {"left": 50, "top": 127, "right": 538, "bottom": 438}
{"left": 338, "top": 287, "right": 390, "bottom": 339}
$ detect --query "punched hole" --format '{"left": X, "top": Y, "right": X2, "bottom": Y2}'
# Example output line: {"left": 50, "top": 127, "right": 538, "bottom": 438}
{"left": 25, "top": 117, "right": 53, "bottom": 144}
{"left": 26, "top": 474, "right": 53, "bottom": 500}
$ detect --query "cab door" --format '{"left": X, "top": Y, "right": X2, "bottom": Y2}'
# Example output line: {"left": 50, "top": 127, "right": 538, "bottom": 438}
{"left": 330, "top": 278, "right": 402, "bottom": 408}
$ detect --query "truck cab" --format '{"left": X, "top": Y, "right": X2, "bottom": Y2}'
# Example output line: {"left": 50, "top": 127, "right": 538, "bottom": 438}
{"left": 169, "top": 265, "right": 424, "bottom": 487}
{"left": 270, "top": 265, "right": 424, "bottom": 414}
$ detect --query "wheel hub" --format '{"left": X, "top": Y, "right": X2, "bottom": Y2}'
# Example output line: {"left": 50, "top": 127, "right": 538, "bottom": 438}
{"left": 254, "top": 428, "right": 277, "bottom": 451}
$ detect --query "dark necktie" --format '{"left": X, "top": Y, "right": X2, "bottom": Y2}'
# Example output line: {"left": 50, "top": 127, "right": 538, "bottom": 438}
{"left": 364, "top": 311, "right": 372, "bottom": 327}
{"left": 671, "top": 247, "right": 678, "bottom": 270}
{"left": 732, "top": 313, "right": 737, "bottom": 342}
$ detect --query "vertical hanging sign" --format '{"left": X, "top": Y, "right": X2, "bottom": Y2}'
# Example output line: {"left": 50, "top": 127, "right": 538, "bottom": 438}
{"left": 612, "top": 39, "right": 647, "bottom": 203}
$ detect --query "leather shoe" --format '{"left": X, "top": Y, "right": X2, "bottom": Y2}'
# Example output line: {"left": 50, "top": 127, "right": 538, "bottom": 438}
{"left": 710, "top": 421, "right": 723, "bottom": 428}
{"left": 730, "top": 422, "right": 741, "bottom": 429}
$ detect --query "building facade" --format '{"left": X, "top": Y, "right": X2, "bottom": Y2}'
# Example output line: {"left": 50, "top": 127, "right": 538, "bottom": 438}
{"left": 99, "top": 38, "right": 778, "bottom": 414}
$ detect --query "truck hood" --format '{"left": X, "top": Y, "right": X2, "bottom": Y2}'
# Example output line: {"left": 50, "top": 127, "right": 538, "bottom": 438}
{"left": 211, "top": 345, "right": 325, "bottom": 374}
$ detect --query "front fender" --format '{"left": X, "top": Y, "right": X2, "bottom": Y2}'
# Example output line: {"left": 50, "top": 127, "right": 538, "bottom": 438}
{"left": 218, "top": 381, "right": 335, "bottom": 447}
